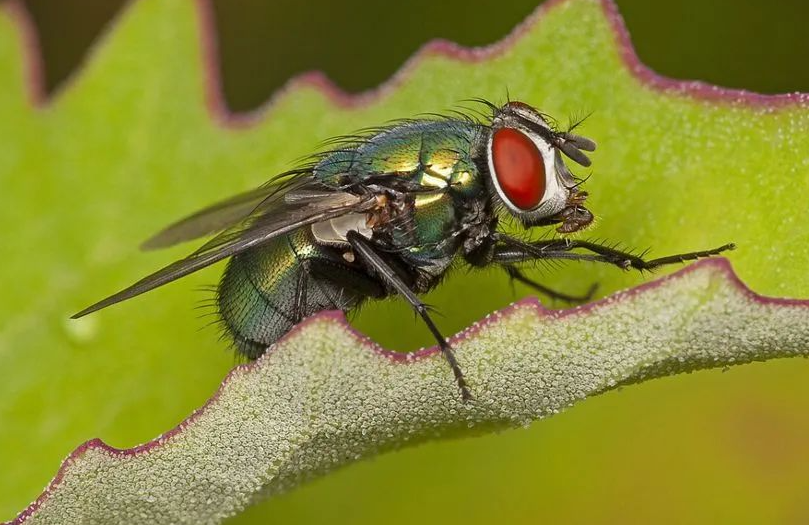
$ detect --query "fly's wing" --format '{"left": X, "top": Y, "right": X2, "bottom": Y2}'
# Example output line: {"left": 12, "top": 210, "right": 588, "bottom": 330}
{"left": 72, "top": 186, "right": 375, "bottom": 319}
{"left": 141, "top": 170, "right": 309, "bottom": 250}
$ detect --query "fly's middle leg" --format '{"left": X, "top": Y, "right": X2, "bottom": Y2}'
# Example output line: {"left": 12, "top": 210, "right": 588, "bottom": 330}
{"left": 346, "top": 231, "right": 473, "bottom": 402}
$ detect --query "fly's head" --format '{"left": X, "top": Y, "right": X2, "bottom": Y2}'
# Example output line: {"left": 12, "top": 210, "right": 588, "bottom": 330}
{"left": 484, "top": 101, "right": 596, "bottom": 234}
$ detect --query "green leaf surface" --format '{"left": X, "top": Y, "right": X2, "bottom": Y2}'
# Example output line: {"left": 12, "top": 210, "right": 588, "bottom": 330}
{"left": 1, "top": 0, "right": 808, "bottom": 523}
{"left": 13, "top": 261, "right": 809, "bottom": 524}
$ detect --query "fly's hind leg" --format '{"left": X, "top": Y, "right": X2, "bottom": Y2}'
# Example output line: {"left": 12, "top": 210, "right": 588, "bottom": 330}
{"left": 306, "top": 258, "right": 387, "bottom": 308}
{"left": 504, "top": 266, "right": 598, "bottom": 304}
{"left": 346, "top": 231, "right": 472, "bottom": 402}
{"left": 293, "top": 257, "right": 386, "bottom": 322}
{"left": 293, "top": 264, "right": 310, "bottom": 323}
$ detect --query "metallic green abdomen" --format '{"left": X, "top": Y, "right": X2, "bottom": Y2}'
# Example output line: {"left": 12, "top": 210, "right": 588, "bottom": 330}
{"left": 217, "top": 229, "right": 361, "bottom": 359}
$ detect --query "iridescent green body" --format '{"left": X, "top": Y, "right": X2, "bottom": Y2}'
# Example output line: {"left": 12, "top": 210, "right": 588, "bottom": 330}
{"left": 218, "top": 120, "right": 489, "bottom": 357}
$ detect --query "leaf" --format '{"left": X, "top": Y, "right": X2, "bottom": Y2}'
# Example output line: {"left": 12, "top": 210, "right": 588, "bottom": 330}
{"left": 1, "top": 0, "right": 808, "bottom": 523}
{"left": 10, "top": 260, "right": 809, "bottom": 524}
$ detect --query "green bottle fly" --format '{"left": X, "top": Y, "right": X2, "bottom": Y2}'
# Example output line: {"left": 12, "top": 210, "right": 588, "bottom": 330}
{"left": 74, "top": 101, "right": 734, "bottom": 401}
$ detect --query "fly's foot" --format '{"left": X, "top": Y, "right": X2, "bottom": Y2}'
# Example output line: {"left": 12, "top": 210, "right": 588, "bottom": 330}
{"left": 621, "top": 243, "right": 736, "bottom": 271}
{"left": 440, "top": 340, "right": 473, "bottom": 402}
{"left": 581, "top": 282, "right": 599, "bottom": 303}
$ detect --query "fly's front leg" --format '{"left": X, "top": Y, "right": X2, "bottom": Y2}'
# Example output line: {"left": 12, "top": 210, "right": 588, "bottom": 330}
{"left": 504, "top": 266, "right": 598, "bottom": 304}
{"left": 573, "top": 241, "right": 736, "bottom": 271}
{"left": 495, "top": 235, "right": 735, "bottom": 272}
{"left": 346, "top": 231, "right": 472, "bottom": 402}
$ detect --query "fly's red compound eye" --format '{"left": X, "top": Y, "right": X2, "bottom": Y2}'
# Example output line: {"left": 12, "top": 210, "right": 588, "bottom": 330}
{"left": 491, "top": 127, "right": 546, "bottom": 210}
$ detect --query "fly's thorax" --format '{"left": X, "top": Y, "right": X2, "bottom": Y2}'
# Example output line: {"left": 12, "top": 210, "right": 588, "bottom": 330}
{"left": 346, "top": 120, "right": 479, "bottom": 185}
{"left": 309, "top": 119, "right": 488, "bottom": 252}
{"left": 398, "top": 192, "right": 457, "bottom": 253}
{"left": 312, "top": 120, "right": 488, "bottom": 217}
{"left": 313, "top": 150, "right": 356, "bottom": 187}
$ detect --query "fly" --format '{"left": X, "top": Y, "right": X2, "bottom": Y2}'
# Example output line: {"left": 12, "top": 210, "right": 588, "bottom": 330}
{"left": 72, "top": 100, "right": 734, "bottom": 401}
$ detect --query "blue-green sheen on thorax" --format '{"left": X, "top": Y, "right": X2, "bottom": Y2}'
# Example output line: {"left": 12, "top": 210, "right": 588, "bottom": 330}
{"left": 316, "top": 120, "right": 486, "bottom": 259}
{"left": 315, "top": 120, "right": 483, "bottom": 191}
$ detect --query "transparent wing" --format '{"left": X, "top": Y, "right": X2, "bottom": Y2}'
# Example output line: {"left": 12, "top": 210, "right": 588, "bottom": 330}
{"left": 73, "top": 186, "right": 375, "bottom": 318}
{"left": 141, "top": 170, "right": 310, "bottom": 251}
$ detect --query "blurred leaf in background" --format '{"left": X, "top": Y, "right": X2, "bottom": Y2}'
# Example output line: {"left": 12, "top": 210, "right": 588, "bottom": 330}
{"left": 24, "top": 0, "right": 809, "bottom": 108}
{"left": 2, "top": 0, "right": 809, "bottom": 524}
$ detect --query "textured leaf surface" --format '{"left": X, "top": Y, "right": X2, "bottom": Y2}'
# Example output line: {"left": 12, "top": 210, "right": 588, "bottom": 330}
{"left": 13, "top": 261, "right": 809, "bottom": 524}
{"left": 1, "top": 0, "right": 808, "bottom": 523}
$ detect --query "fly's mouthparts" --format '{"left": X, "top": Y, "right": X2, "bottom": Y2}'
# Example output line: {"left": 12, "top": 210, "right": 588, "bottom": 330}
{"left": 567, "top": 190, "right": 589, "bottom": 206}
{"left": 555, "top": 191, "right": 594, "bottom": 234}
{"left": 373, "top": 194, "right": 389, "bottom": 208}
